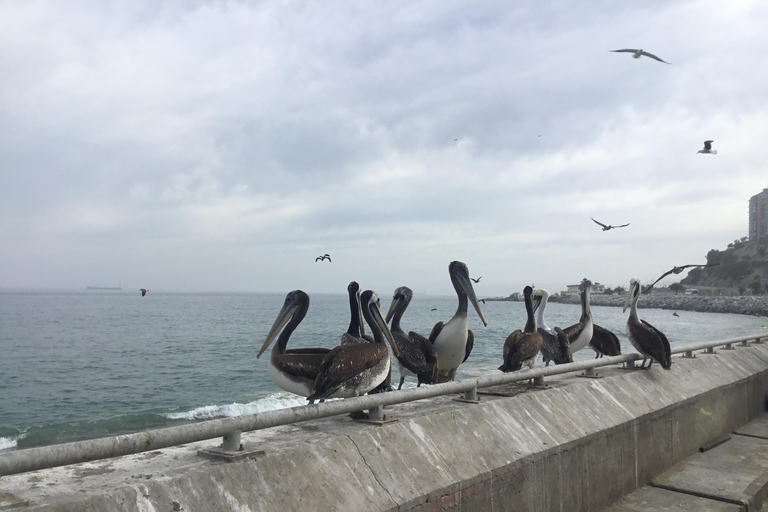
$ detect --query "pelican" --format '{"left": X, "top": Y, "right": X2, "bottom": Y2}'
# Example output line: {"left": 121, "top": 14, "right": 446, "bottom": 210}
{"left": 610, "top": 48, "right": 669, "bottom": 64}
{"left": 624, "top": 278, "right": 672, "bottom": 370}
{"left": 385, "top": 286, "right": 438, "bottom": 389}
{"left": 140, "top": 288, "right": 148, "bottom": 297}
{"left": 429, "top": 261, "right": 488, "bottom": 382}
{"left": 499, "top": 286, "right": 543, "bottom": 377}
{"left": 257, "top": 291, "right": 331, "bottom": 402}
{"left": 697, "top": 140, "right": 717, "bottom": 155}
{"left": 591, "top": 218, "right": 630, "bottom": 231}
{"left": 531, "top": 288, "right": 571, "bottom": 366}
{"left": 308, "top": 290, "right": 399, "bottom": 401}
{"left": 341, "top": 281, "right": 373, "bottom": 345}
{"left": 589, "top": 324, "right": 621, "bottom": 359}
{"left": 561, "top": 279, "right": 594, "bottom": 354}
{"left": 644, "top": 263, "right": 720, "bottom": 293}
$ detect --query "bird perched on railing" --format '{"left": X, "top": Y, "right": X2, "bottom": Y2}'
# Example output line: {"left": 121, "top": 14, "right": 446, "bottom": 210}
{"left": 499, "top": 286, "right": 543, "bottom": 380}
{"left": 624, "top": 278, "right": 671, "bottom": 370}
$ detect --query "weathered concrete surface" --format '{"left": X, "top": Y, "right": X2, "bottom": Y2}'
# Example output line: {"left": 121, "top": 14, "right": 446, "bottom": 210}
{"left": 653, "top": 433, "right": 768, "bottom": 511}
{"left": 1, "top": 344, "right": 768, "bottom": 511}
{"left": 735, "top": 412, "right": 768, "bottom": 440}
{"left": 601, "top": 485, "right": 744, "bottom": 512}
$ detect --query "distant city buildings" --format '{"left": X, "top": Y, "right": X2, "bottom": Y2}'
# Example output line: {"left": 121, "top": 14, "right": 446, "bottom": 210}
{"left": 749, "top": 188, "right": 768, "bottom": 241}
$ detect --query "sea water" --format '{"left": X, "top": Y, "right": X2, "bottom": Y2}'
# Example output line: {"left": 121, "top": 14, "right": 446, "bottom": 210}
{"left": 1, "top": 289, "right": 766, "bottom": 451}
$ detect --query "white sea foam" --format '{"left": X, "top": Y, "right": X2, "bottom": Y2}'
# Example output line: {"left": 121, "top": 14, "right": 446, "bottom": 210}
{"left": 0, "top": 434, "right": 25, "bottom": 451}
{"left": 163, "top": 393, "right": 311, "bottom": 420}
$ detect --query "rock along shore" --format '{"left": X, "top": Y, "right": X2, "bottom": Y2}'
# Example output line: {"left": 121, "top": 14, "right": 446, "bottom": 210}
{"left": 550, "top": 294, "right": 768, "bottom": 317}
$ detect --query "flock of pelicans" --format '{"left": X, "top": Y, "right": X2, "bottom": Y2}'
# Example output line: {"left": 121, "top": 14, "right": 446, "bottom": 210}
{"left": 256, "top": 261, "right": 675, "bottom": 408}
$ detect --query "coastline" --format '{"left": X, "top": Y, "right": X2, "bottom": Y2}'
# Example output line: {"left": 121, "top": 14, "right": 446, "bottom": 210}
{"left": 550, "top": 293, "right": 768, "bottom": 317}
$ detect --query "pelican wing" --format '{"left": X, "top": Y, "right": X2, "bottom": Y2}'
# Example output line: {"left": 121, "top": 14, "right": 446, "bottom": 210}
{"left": 275, "top": 350, "right": 330, "bottom": 381}
{"left": 500, "top": 332, "right": 541, "bottom": 372}
{"left": 309, "top": 344, "right": 387, "bottom": 400}
{"left": 591, "top": 218, "right": 609, "bottom": 229}
{"left": 610, "top": 49, "right": 637, "bottom": 53}
{"left": 640, "top": 50, "right": 669, "bottom": 63}
{"left": 615, "top": 223, "right": 630, "bottom": 228}
{"left": 428, "top": 321, "right": 444, "bottom": 344}
{"left": 554, "top": 327, "right": 573, "bottom": 363}
{"left": 590, "top": 324, "right": 621, "bottom": 356}
{"left": 464, "top": 329, "right": 474, "bottom": 363}
{"left": 499, "top": 330, "right": 522, "bottom": 371}
{"left": 561, "top": 321, "right": 583, "bottom": 342}
{"left": 640, "top": 320, "right": 671, "bottom": 368}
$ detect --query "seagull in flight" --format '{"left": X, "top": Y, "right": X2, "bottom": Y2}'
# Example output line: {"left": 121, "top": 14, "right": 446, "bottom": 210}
{"left": 315, "top": 254, "right": 331, "bottom": 262}
{"left": 471, "top": 276, "right": 482, "bottom": 283}
{"left": 591, "top": 218, "right": 630, "bottom": 231}
{"left": 643, "top": 264, "right": 721, "bottom": 293}
{"left": 610, "top": 48, "right": 669, "bottom": 64}
{"left": 697, "top": 140, "right": 717, "bottom": 155}
{"left": 140, "top": 288, "right": 148, "bottom": 297}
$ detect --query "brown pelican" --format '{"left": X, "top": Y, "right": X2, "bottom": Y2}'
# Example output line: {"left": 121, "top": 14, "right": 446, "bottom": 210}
{"left": 315, "top": 254, "right": 331, "bottom": 262}
{"left": 643, "top": 263, "right": 720, "bottom": 292}
{"left": 499, "top": 286, "right": 543, "bottom": 376}
{"left": 589, "top": 324, "right": 621, "bottom": 359}
{"left": 591, "top": 218, "right": 630, "bottom": 231}
{"left": 341, "top": 281, "right": 373, "bottom": 345}
{"left": 561, "top": 279, "right": 594, "bottom": 354}
{"left": 429, "top": 261, "right": 487, "bottom": 382}
{"left": 531, "top": 288, "right": 571, "bottom": 366}
{"left": 308, "top": 290, "right": 399, "bottom": 401}
{"left": 697, "top": 140, "right": 717, "bottom": 154}
{"left": 140, "top": 288, "right": 148, "bottom": 297}
{"left": 610, "top": 48, "right": 669, "bottom": 64}
{"left": 385, "top": 286, "right": 438, "bottom": 389}
{"left": 624, "top": 278, "right": 672, "bottom": 370}
{"left": 257, "top": 291, "right": 331, "bottom": 401}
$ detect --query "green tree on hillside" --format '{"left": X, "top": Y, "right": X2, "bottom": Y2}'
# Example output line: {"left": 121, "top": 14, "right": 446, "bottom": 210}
{"left": 669, "top": 282, "right": 685, "bottom": 295}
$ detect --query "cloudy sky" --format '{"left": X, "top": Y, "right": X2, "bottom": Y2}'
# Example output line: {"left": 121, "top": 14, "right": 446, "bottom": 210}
{"left": 1, "top": 0, "right": 766, "bottom": 297}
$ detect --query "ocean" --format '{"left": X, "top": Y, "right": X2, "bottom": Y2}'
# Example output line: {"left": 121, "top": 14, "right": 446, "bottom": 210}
{"left": 1, "top": 288, "right": 767, "bottom": 452}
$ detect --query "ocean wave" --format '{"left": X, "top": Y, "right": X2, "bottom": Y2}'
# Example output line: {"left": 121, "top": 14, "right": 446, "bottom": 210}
{"left": 163, "top": 393, "right": 311, "bottom": 420}
{"left": 0, "top": 434, "right": 26, "bottom": 451}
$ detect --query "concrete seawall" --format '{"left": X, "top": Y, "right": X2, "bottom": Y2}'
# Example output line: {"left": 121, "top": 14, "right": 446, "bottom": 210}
{"left": 2, "top": 344, "right": 768, "bottom": 511}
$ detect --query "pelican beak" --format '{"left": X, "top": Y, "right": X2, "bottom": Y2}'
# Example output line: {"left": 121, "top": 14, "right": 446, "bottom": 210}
{"left": 385, "top": 295, "right": 401, "bottom": 324}
{"left": 258, "top": 301, "right": 298, "bottom": 358}
{"left": 369, "top": 297, "right": 399, "bottom": 356}
{"left": 357, "top": 289, "right": 367, "bottom": 336}
{"left": 458, "top": 271, "right": 488, "bottom": 326}
{"left": 623, "top": 283, "right": 638, "bottom": 313}
{"left": 532, "top": 293, "right": 542, "bottom": 315}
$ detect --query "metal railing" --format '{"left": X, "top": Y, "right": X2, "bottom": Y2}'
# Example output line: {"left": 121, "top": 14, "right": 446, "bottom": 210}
{"left": 0, "top": 333, "right": 764, "bottom": 477}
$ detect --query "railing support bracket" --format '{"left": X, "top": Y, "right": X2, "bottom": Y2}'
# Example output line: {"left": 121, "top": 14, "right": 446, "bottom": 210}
{"left": 578, "top": 366, "right": 601, "bottom": 379}
{"left": 453, "top": 386, "right": 481, "bottom": 404}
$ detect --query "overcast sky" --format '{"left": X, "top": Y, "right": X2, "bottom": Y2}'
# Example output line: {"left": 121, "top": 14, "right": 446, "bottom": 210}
{"left": 1, "top": 0, "right": 767, "bottom": 297}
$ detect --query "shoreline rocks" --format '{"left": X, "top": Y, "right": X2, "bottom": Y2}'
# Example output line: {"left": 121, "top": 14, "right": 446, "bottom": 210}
{"left": 550, "top": 294, "right": 768, "bottom": 317}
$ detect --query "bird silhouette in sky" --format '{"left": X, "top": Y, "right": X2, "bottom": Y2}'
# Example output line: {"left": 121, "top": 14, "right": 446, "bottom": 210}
{"left": 697, "top": 140, "right": 717, "bottom": 154}
{"left": 643, "top": 263, "right": 721, "bottom": 293}
{"left": 610, "top": 48, "right": 669, "bottom": 64}
{"left": 471, "top": 276, "right": 481, "bottom": 283}
{"left": 591, "top": 218, "right": 630, "bottom": 231}
{"left": 140, "top": 288, "right": 148, "bottom": 297}
{"left": 315, "top": 254, "right": 331, "bottom": 262}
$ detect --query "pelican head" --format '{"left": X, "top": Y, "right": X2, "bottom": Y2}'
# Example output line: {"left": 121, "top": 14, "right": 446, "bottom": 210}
{"left": 449, "top": 261, "right": 488, "bottom": 326}
{"left": 258, "top": 290, "right": 308, "bottom": 358}
{"left": 623, "top": 278, "right": 641, "bottom": 313}
{"left": 385, "top": 286, "right": 413, "bottom": 324}
{"left": 361, "top": 290, "right": 400, "bottom": 356}
{"left": 347, "top": 281, "right": 366, "bottom": 336}
{"left": 531, "top": 288, "right": 549, "bottom": 314}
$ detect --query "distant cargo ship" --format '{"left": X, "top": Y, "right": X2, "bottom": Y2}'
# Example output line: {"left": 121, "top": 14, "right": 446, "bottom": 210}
{"left": 86, "top": 285, "right": 122, "bottom": 290}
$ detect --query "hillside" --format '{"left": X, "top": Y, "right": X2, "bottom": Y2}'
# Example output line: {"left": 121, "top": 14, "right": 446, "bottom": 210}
{"left": 681, "top": 237, "right": 768, "bottom": 293}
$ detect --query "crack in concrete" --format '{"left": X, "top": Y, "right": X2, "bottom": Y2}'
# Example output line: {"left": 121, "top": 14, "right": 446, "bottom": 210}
{"left": 347, "top": 435, "right": 398, "bottom": 507}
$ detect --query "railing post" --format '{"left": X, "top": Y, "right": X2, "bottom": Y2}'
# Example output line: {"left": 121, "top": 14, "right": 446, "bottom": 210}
{"left": 221, "top": 430, "right": 241, "bottom": 452}
{"left": 532, "top": 375, "right": 547, "bottom": 387}
{"left": 454, "top": 386, "right": 480, "bottom": 404}
{"left": 683, "top": 350, "right": 695, "bottom": 358}
{"left": 741, "top": 339, "right": 750, "bottom": 347}
{"left": 754, "top": 337, "right": 764, "bottom": 344}
{"left": 367, "top": 405, "right": 384, "bottom": 421}
{"left": 703, "top": 346, "right": 717, "bottom": 355}
{"left": 579, "top": 366, "right": 600, "bottom": 378}
{"left": 723, "top": 343, "right": 734, "bottom": 350}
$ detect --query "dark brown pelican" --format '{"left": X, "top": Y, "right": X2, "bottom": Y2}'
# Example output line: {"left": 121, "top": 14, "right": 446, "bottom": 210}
{"left": 341, "top": 281, "right": 372, "bottom": 345}
{"left": 429, "top": 261, "right": 487, "bottom": 382}
{"left": 385, "top": 286, "right": 438, "bottom": 389}
{"left": 257, "top": 291, "right": 331, "bottom": 402}
{"left": 499, "top": 286, "right": 543, "bottom": 376}
{"left": 591, "top": 218, "right": 630, "bottom": 231}
{"left": 140, "top": 288, "right": 148, "bottom": 297}
{"left": 624, "top": 278, "right": 672, "bottom": 370}
{"left": 561, "top": 279, "right": 594, "bottom": 354}
{"left": 531, "top": 288, "right": 571, "bottom": 366}
{"left": 308, "top": 290, "right": 399, "bottom": 401}
{"left": 315, "top": 254, "right": 331, "bottom": 262}
{"left": 697, "top": 140, "right": 717, "bottom": 154}
{"left": 643, "top": 263, "right": 720, "bottom": 292}
{"left": 589, "top": 324, "right": 621, "bottom": 359}
{"left": 610, "top": 48, "right": 669, "bottom": 64}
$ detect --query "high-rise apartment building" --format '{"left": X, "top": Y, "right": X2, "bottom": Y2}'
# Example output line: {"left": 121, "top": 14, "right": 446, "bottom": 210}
{"left": 749, "top": 188, "right": 768, "bottom": 241}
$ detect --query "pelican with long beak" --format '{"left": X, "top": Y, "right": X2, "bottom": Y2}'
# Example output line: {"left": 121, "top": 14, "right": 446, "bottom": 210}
{"left": 385, "top": 286, "right": 438, "bottom": 389}
{"left": 341, "top": 281, "right": 373, "bottom": 345}
{"left": 499, "top": 286, "right": 543, "bottom": 377}
{"left": 624, "top": 278, "right": 671, "bottom": 369}
{"left": 257, "top": 291, "right": 331, "bottom": 401}
{"left": 561, "top": 279, "right": 594, "bottom": 354}
{"left": 308, "top": 290, "right": 399, "bottom": 401}
{"left": 429, "top": 261, "right": 488, "bottom": 382}
{"left": 531, "top": 288, "right": 571, "bottom": 366}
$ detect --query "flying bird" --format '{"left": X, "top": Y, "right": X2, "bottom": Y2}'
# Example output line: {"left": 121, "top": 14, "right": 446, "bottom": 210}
{"left": 673, "top": 312, "right": 679, "bottom": 317}
{"left": 140, "top": 288, "right": 148, "bottom": 297}
{"left": 697, "top": 140, "right": 717, "bottom": 154}
{"left": 471, "top": 276, "right": 482, "bottom": 283}
{"left": 315, "top": 254, "right": 331, "bottom": 262}
{"left": 591, "top": 218, "right": 630, "bottom": 231}
{"left": 610, "top": 48, "right": 669, "bottom": 64}
{"left": 431, "top": 308, "right": 438, "bottom": 311}
{"left": 643, "top": 263, "right": 720, "bottom": 292}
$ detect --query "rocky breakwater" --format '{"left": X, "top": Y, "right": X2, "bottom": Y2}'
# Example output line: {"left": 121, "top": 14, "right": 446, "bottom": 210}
{"left": 552, "top": 294, "right": 768, "bottom": 317}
